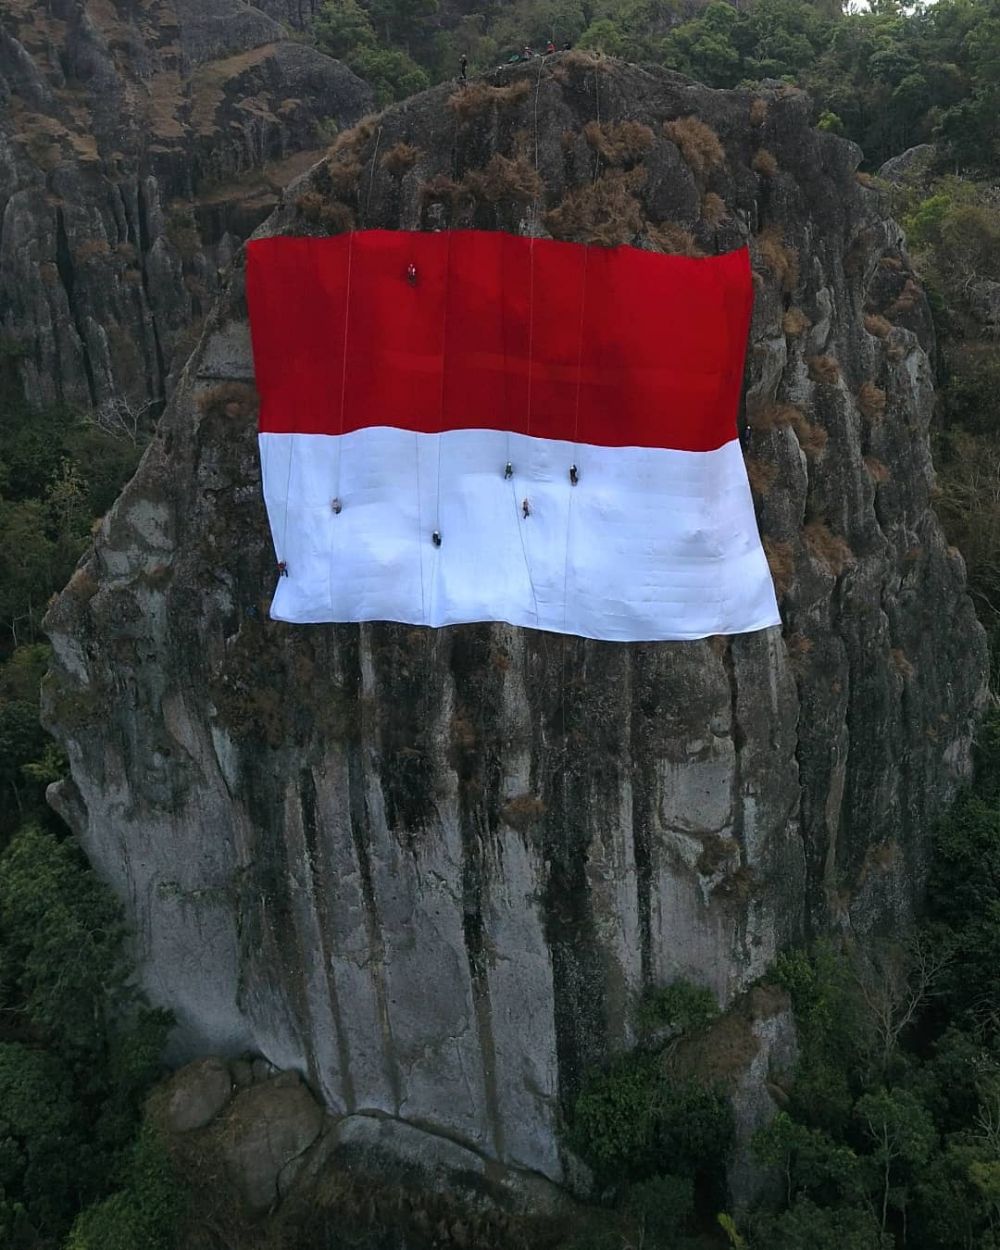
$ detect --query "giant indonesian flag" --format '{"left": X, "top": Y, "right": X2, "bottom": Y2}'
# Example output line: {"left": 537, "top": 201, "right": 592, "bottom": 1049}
{"left": 246, "top": 229, "right": 781, "bottom": 642}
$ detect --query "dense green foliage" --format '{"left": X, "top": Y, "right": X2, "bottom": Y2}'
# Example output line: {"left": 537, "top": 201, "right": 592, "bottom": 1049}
{"left": 0, "top": 345, "right": 141, "bottom": 844}
{"left": 553, "top": 715, "right": 1000, "bottom": 1249}
{"left": 562, "top": 980, "right": 733, "bottom": 1246}
{"left": 728, "top": 712, "right": 1000, "bottom": 1248}
{"left": 307, "top": 0, "right": 1000, "bottom": 174}
{"left": 0, "top": 345, "right": 165, "bottom": 1246}
{"left": 0, "top": 824, "right": 172, "bottom": 1246}
{"left": 65, "top": 1127, "right": 186, "bottom": 1250}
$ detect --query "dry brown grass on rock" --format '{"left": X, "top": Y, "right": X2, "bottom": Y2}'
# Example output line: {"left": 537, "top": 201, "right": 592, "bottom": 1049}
{"left": 544, "top": 167, "right": 646, "bottom": 247}
{"left": 701, "top": 191, "right": 727, "bottom": 226}
{"left": 583, "top": 119, "right": 655, "bottom": 165}
{"left": 74, "top": 238, "right": 111, "bottom": 263}
{"left": 561, "top": 128, "right": 578, "bottom": 152}
{"left": 464, "top": 153, "right": 542, "bottom": 204}
{"left": 322, "top": 201, "right": 355, "bottom": 233}
{"left": 864, "top": 456, "right": 890, "bottom": 482}
{"left": 745, "top": 457, "right": 777, "bottom": 497}
{"left": 560, "top": 48, "right": 608, "bottom": 73}
{"left": 888, "top": 278, "right": 922, "bottom": 316}
{"left": 380, "top": 141, "right": 420, "bottom": 176}
{"left": 328, "top": 114, "right": 378, "bottom": 160}
{"left": 294, "top": 189, "right": 325, "bottom": 221}
{"left": 646, "top": 222, "right": 703, "bottom": 257}
{"left": 858, "top": 382, "right": 887, "bottom": 421}
{"left": 891, "top": 647, "right": 915, "bottom": 680}
{"left": 763, "top": 537, "right": 795, "bottom": 597}
{"left": 197, "top": 381, "right": 258, "bottom": 421}
{"left": 752, "top": 148, "right": 779, "bottom": 178}
{"left": 747, "top": 398, "right": 800, "bottom": 433}
{"left": 864, "top": 312, "right": 893, "bottom": 338}
{"left": 807, "top": 354, "right": 840, "bottom": 384}
{"left": 419, "top": 173, "right": 469, "bottom": 210}
{"left": 750, "top": 97, "right": 768, "bottom": 126}
{"left": 782, "top": 307, "right": 811, "bottom": 337}
{"left": 664, "top": 116, "right": 725, "bottom": 180}
{"left": 804, "top": 520, "right": 854, "bottom": 576}
{"left": 327, "top": 156, "right": 362, "bottom": 196}
{"left": 789, "top": 412, "right": 829, "bottom": 459}
{"left": 757, "top": 226, "right": 799, "bottom": 293}
{"left": 500, "top": 793, "right": 547, "bottom": 830}
{"left": 447, "top": 79, "right": 530, "bottom": 121}
{"left": 856, "top": 170, "right": 875, "bottom": 188}
{"left": 879, "top": 255, "right": 904, "bottom": 271}
{"left": 295, "top": 191, "right": 354, "bottom": 233}
{"left": 784, "top": 632, "right": 815, "bottom": 676}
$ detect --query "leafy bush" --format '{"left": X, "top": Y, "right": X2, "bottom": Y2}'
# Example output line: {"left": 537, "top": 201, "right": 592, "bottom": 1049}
{"left": 636, "top": 979, "right": 719, "bottom": 1039}
{"left": 0, "top": 825, "right": 171, "bottom": 1241}
{"left": 622, "top": 1173, "right": 695, "bottom": 1244}
{"left": 748, "top": 1197, "right": 892, "bottom": 1249}
{"left": 66, "top": 1127, "right": 186, "bottom": 1250}
{"left": 569, "top": 1050, "right": 733, "bottom": 1187}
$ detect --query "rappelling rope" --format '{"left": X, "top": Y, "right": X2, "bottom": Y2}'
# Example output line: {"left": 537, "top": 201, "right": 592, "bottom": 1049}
{"left": 330, "top": 231, "right": 354, "bottom": 612}
{"left": 429, "top": 229, "right": 453, "bottom": 624}
{"left": 365, "top": 126, "right": 383, "bottom": 226}
{"left": 515, "top": 54, "right": 550, "bottom": 627}
{"left": 562, "top": 247, "right": 589, "bottom": 635}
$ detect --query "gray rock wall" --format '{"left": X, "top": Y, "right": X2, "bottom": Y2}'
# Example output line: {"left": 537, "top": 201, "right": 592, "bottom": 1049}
{"left": 44, "top": 60, "right": 987, "bottom": 1187}
{"left": 0, "top": 0, "right": 371, "bottom": 410}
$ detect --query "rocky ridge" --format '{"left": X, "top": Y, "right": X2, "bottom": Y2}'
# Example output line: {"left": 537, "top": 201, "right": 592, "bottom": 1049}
{"left": 0, "top": 0, "right": 370, "bottom": 411}
{"left": 43, "top": 57, "right": 987, "bottom": 1194}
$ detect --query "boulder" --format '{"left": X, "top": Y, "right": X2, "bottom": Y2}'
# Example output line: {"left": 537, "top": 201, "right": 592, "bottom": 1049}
{"left": 160, "top": 1056, "right": 233, "bottom": 1132}
{"left": 215, "top": 1074, "right": 325, "bottom": 1212}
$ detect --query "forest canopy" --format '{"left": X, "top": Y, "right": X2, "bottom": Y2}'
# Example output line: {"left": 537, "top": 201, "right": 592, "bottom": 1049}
{"left": 308, "top": 0, "right": 1000, "bottom": 174}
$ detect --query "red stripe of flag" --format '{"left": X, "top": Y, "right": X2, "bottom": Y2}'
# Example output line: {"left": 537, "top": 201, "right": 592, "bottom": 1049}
{"left": 246, "top": 229, "right": 752, "bottom": 453}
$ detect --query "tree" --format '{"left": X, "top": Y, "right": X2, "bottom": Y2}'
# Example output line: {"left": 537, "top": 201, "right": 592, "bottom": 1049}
{"left": 852, "top": 936, "right": 952, "bottom": 1079}
{"left": 312, "top": 0, "right": 379, "bottom": 60}
{"left": 0, "top": 825, "right": 171, "bottom": 1239}
{"left": 855, "top": 1088, "right": 936, "bottom": 1235}
{"left": 753, "top": 1112, "right": 864, "bottom": 1206}
{"left": 747, "top": 1197, "right": 893, "bottom": 1249}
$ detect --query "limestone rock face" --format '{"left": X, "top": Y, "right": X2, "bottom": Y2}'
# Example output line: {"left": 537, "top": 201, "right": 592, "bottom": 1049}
{"left": 0, "top": 0, "right": 371, "bottom": 410}
{"left": 44, "top": 61, "right": 987, "bottom": 1187}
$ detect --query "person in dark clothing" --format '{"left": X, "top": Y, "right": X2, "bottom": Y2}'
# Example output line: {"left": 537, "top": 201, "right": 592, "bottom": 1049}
{"left": 460, "top": 53, "right": 468, "bottom": 78}
{"left": 562, "top": 40, "right": 572, "bottom": 49}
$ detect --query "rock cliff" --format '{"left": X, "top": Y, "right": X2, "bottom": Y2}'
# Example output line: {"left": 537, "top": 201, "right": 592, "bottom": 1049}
{"left": 0, "top": 0, "right": 370, "bottom": 410}
{"left": 43, "top": 57, "right": 987, "bottom": 1191}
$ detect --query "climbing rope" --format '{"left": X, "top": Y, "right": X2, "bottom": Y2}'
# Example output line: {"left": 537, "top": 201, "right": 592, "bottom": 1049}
{"left": 329, "top": 231, "right": 355, "bottom": 612}
{"left": 429, "top": 230, "right": 453, "bottom": 623}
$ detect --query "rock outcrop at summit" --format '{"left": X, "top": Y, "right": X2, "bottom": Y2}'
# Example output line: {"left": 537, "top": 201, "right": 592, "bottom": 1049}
{"left": 44, "top": 57, "right": 987, "bottom": 1192}
{"left": 0, "top": 0, "right": 370, "bottom": 411}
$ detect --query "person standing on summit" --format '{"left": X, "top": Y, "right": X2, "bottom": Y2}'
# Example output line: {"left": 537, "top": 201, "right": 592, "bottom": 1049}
{"left": 459, "top": 53, "right": 468, "bottom": 79}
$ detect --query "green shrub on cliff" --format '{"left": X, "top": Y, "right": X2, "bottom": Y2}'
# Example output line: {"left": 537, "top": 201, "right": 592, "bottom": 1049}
{"left": 66, "top": 1127, "right": 185, "bottom": 1250}
{"left": 565, "top": 978, "right": 732, "bottom": 1246}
